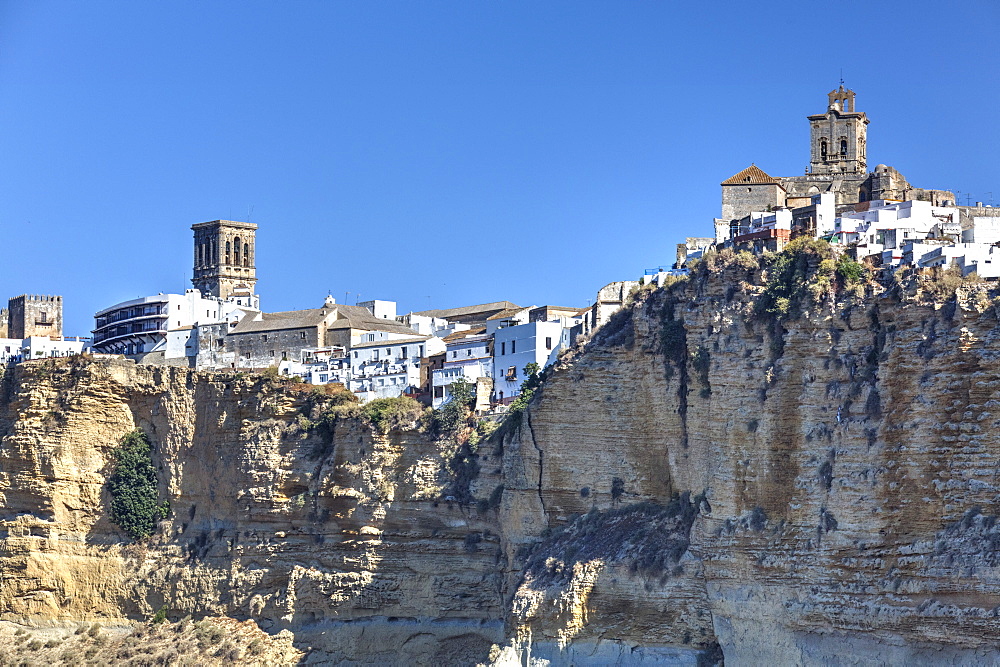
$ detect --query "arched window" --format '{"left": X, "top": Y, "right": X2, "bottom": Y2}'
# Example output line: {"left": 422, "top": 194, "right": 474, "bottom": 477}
{"left": 244, "top": 243, "right": 250, "bottom": 267}
{"left": 821, "top": 140, "right": 828, "bottom": 158}
{"left": 234, "top": 236, "right": 241, "bottom": 266}
{"left": 225, "top": 241, "right": 231, "bottom": 264}
{"left": 840, "top": 139, "right": 847, "bottom": 156}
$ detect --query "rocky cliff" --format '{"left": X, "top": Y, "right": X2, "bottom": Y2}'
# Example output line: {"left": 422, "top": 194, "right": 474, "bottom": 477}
{"left": 4, "top": 248, "right": 1000, "bottom": 665}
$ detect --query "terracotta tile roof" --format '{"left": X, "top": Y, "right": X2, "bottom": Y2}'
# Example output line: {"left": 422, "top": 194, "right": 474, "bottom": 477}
{"left": 230, "top": 308, "right": 331, "bottom": 334}
{"left": 327, "top": 304, "right": 416, "bottom": 334}
{"left": 411, "top": 301, "right": 520, "bottom": 320}
{"left": 721, "top": 164, "right": 782, "bottom": 186}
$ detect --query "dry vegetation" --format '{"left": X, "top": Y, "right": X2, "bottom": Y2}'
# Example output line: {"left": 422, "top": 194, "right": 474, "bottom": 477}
{"left": 0, "top": 616, "right": 301, "bottom": 667}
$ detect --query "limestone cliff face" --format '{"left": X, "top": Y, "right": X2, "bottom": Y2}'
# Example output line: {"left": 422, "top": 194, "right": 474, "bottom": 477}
{"left": 4, "top": 260, "right": 1000, "bottom": 665}
{"left": 0, "top": 361, "right": 502, "bottom": 664}
{"left": 496, "top": 260, "right": 1000, "bottom": 664}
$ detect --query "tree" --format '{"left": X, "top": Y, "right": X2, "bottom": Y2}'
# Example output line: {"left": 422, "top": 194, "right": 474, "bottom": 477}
{"left": 107, "top": 431, "right": 170, "bottom": 540}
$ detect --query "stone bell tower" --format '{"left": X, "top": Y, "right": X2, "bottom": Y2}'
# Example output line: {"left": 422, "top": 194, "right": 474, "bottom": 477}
{"left": 808, "top": 85, "right": 869, "bottom": 175}
{"left": 191, "top": 220, "right": 258, "bottom": 299}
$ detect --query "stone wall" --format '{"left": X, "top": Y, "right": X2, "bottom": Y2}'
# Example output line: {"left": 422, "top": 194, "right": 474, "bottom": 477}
{"left": 721, "top": 182, "right": 784, "bottom": 221}
{"left": 224, "top": 325, "right": 320, "bottom": 368}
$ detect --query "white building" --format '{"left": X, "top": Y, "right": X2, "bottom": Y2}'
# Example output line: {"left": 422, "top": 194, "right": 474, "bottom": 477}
{"left": 831, "top": 200, "right": 960, "bottom": 264}
{"left": 432, "top": 328, "right": 492, "bottom": 408}
{"left": 349, "top": 335, "right": 445, "bottom": 402}
{"left": 276, "top": 346, "right": 352, "bottom": 385}
{"left": 0, "top": 336, "right": 87, "bottom": 364}
{"left": 92, "top": 289, "right": 256, "bottom": 362}
{"left": 491, "top": 319, "right": 566, "bottom": 404}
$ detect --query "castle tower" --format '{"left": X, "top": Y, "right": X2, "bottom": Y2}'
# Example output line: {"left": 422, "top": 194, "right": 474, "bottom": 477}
{"left": 807, "top": 85, "right": 869, "bottom": 175}
{"left": 191, "top": 220, "right": 258, "bottom": 299}
{"left": 7, "top": 295, "right": 63, "bottom": 339}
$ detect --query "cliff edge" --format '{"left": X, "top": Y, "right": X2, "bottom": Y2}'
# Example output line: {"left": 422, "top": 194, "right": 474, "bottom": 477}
{"left": 3, "top": 246, "right": 1000, "bottom": 665}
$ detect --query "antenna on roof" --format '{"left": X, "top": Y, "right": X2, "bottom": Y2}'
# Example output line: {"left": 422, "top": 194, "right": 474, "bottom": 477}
{"left": 839, "top": 69, "right": 844, "bottom": 87}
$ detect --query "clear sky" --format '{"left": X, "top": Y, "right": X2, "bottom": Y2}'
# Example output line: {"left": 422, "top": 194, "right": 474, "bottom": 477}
{"left": 2, "top": 1, "right": 998, "bottom": 335}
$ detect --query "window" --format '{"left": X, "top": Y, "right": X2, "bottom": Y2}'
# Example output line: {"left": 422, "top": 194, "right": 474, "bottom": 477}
{"left": 467, "top": 349, "right": 472, "bottom": 356}
{"left": 401, "top": 347, "right": 407, "bottom": 359}
{"left": 353, "top": 351, "right": 358, "bottom": 359}
{"left": 245, "top": 352, "right": 251, "bottom": 359}
{"left": 434, "top": 386, "right": 444, "bottom": 398}
{"left": 506, "top": 366, "right": 516, "bottom": 381}
{"left": 269, "top": 350, "right": 275, "bottom": 357}
{"left": 301, "top": 332, "right": 307, "bottom": 339}
{"left": 386, "top": 348, "right": 391, "bottom": 355}
{"left": 501, "top": 342, "right": 505, "bottom": 355}
{"left": 262, "top": 334, "right": 268, "bottom": 341}
{"left": 840, "top": 139, "right": 847, "bottom": 155}
{"left": 419, "top": 345, "right": 424, "bottom": 357}
{"left": 511, "top": 340, "right": 516, "bottom": 353}
{"left": 452, "top": 351, "right": 457, "bottom": 358}
{"left": 546, "top": 337, "right": 553, "bottom": 350}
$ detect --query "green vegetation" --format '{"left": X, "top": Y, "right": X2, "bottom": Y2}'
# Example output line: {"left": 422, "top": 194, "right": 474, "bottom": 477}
{"left": 107, "top": 431, "right": 170, "bottom": 541}
{"left": 430, "top": 377, "right": 475, "bottom": 436}
{"left": 755, "top": 238, "right": 871, "bottom": 319}
{"left": 922, "top": 263, "right": 981, "bottom": 301}
{"left": 836, "top": 255, "right": 865, "bottom": 283}
{"left": 360, "top": 396, "right": 423, "bottom": 434}
{"left": 150, "top": 606, "right": 169, "bottom": 624}
{"left": 489, "top": 362, "right": 545, "bottom": 446}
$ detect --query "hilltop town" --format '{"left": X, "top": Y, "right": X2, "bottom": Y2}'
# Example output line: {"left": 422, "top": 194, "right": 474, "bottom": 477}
{"left": 3, "top": 86, "right": 998, "bottom": 413}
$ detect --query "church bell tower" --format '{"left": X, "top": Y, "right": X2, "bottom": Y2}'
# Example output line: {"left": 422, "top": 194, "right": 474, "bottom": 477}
{"left": 191, "top": 220, "right": 258, "bottom": 300}
{"left": 808, "top": 85, "right": 869, "bottom": 175}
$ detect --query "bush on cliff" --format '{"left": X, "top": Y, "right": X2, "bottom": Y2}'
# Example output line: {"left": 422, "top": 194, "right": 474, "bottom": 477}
{"left": 361, "top": 396, "right": 423, "bottom": 434}
{"left": 429, "top": 377, "right": 475, "bottom": 437}
{"left": 107, "top": 430, "right": 170, "bottom": 540}
{"left": 756, "top": 237, "right": 834, "bottom": 318}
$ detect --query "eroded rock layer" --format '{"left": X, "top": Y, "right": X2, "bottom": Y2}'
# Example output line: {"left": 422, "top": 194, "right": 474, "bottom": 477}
{"left": 3, "top": 264, "right": 1000, "bottom": 665}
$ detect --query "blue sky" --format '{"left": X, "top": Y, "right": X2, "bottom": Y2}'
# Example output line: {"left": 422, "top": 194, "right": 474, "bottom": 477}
{"left": 2, "top": 1, "right": 998, "bottom": 335}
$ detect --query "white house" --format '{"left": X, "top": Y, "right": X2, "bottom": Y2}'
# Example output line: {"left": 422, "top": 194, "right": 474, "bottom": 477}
{"left": 491, "top": 320, "right": 566, "bottom": 404}
{"left": 432, "top": 328, "right": 492, "bottom": 408}
{"left": 832, "top": 200, "right": 961, "bottom": 264}
{"left": 349, "top": 335, "right": 446, "bottom": 402}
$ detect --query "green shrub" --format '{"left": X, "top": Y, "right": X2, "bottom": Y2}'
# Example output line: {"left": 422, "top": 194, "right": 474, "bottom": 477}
{"left": 150, "top": 605, "right": 169, "bottom": 624}
{"left": 756, "top": 237, "right": 834, "bottom": 318}
{"left": 836, "top": 255, "right": 865, "bottom": 283}
{"left": 431, "top": 377, "right": 475, "bottom": 436}
{"left": 361, "top": 396, "right": 422, "bottom": 434}
{"left": 107, "top": 431, "right": 170, "bottom": 540}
